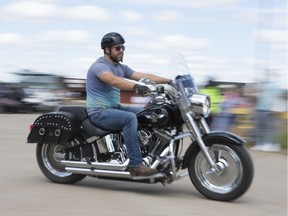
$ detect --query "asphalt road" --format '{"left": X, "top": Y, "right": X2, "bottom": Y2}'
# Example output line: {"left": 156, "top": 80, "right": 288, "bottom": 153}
{"left": 0, "top": 114, "right": 287, "bottom": 216}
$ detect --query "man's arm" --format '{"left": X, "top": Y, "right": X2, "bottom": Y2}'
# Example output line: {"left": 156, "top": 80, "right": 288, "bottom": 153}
{"left": 99, "top": 71, "right": 135, "bottom": 91}
{"left": 130, "top": 71, "right": 170, "bottom": 84}
{"left": 99, "top": 70, "right": 171, "bottom": 91}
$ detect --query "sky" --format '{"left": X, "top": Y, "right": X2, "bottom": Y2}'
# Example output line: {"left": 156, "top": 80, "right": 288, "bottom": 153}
{"left": 0, "top": 0, "right": 287, "bottom": 88}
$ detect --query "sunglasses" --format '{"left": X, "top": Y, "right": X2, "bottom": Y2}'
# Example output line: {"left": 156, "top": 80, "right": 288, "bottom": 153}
{"left": 114, "top": 45, "right": 125, "bottom": 51}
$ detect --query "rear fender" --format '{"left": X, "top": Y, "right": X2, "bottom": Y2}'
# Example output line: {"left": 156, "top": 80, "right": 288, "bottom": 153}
{"left": 182, "top": 131, "right": 245, "bottom": 169}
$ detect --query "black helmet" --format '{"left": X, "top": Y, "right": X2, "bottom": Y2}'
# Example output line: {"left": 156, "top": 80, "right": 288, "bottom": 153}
{"left": 101, "top": 32, "right": 125, "bottom": 49}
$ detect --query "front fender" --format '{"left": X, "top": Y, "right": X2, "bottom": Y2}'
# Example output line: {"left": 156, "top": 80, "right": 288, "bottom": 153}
{"left": 182, "top": 131, "right": 246, "bottom": 169}
{"left": 203, "top": 131, "right": 246, "bottom": 144}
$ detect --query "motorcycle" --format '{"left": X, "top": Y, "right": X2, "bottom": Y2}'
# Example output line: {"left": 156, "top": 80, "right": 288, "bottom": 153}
{"left": 26, "top": 73, "right": 254, "bottom": 201}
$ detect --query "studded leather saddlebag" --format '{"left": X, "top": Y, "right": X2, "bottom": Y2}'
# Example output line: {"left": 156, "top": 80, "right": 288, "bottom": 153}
{"left": 27, "top": 112, "right": 80, "bottom": 144}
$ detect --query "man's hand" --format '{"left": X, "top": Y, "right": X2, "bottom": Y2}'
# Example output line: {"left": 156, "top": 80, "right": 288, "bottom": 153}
{"left": 168, "top": 80, "right": 174, "bottom": 85}
{"left": 133, "top": 84, "right": 150, "bottom": 96}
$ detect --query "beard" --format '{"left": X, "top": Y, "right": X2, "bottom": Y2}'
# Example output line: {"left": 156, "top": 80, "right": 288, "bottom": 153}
{"left": 110, "top": 53, "right": 123, "bottom": 63}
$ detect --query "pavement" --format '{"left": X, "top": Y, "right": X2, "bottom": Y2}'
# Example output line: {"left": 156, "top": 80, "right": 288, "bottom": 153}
{"left": 0, "top": 113, "right": 287, "bottom": 216}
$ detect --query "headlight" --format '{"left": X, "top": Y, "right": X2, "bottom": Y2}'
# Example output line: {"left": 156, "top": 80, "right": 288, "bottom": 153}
{"left": 189, "top": 94, "right": 211, "bottom": 117}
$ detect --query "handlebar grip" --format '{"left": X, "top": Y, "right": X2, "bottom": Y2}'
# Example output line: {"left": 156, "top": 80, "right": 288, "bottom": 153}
{"left": 133, "top": 84, "right": 150, "bottom": 96}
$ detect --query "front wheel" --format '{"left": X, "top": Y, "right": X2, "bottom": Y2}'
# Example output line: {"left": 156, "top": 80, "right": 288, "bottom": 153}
{"left": 36, "top": 143, "right": 86, "bottom": 184}
{"left": 188, "top": 142, "right": 254, "bottom": 201}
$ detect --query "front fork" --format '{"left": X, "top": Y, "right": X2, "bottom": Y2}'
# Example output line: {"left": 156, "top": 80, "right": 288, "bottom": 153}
{"left": 184, "top": 113, "right": 217, "bottom": 170}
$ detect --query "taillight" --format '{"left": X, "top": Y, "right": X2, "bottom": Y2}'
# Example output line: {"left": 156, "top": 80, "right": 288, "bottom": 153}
{"left": 30, "top": 124, "right": 34, "bottom": 131}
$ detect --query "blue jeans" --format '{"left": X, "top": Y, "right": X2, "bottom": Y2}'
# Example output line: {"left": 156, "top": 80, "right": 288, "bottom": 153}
{"left": 89, "top": 105, "right": 143, "bottom": 168}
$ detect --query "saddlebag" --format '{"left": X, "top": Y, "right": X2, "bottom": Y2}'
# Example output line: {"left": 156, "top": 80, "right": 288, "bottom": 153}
{"left": 27, "top": 112, "right": 80, "bottom": 144}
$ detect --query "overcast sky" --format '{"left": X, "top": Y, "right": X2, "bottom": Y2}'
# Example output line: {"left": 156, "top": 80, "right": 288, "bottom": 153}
{"left": 0, "top": 0, "right": 287, "bottom": 87}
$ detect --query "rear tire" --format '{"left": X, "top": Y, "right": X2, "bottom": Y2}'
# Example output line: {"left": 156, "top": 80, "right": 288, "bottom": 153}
{"left": 36, "top": 143, "right": 86, "bottom": 184}
{"left": 188, "top": 142, "right": 254, "bottom": 201}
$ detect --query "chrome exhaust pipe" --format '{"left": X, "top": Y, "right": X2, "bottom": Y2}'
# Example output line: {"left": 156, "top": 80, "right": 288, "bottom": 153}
{"left": 61, "top": 159, "right": 129, "bottom": 171}
{"left": 66, "top": 167, "right": 132, "bottom": 178}
{"left": 65, "top": 167, "right": 165, "bottom": 181}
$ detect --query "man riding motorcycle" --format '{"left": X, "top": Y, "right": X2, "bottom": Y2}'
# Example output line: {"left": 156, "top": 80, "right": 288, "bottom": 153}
{"left": 86, "top": 32, "right": 171, "bottom": 176}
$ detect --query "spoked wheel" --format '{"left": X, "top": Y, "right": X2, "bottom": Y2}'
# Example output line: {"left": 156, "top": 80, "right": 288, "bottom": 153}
{"left": 188, "top": 142, "right": 254, "bottom": 201}
{"left": 36, "top": 143, "right": 86, "bottom": 184}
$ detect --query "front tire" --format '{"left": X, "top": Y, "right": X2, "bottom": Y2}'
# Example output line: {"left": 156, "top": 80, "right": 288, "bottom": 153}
{"left": 188, "top": 142, "right": 254, "bottom": 201}
{"left": 36, "top": 143, "right": 86, "bottom": 184}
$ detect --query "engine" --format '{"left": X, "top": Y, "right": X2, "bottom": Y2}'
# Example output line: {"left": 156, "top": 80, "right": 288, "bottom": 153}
{"left": 137, "top": 127, "right": 172, "bottom": 166}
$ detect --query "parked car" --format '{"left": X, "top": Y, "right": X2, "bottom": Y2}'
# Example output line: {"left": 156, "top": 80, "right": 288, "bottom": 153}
{"left": 21, "top": 90, "right": 63, "bottom": 112}
{"left": 0, "top": 84, "right": 37, "bottom": 113}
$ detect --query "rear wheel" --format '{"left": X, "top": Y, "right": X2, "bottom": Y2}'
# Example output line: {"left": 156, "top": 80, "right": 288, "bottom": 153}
{"left": 36, "top": 143, "right": 86, "bottom": 184}
{"left": 188, "top": 142, "right": 253, "bottom": 201}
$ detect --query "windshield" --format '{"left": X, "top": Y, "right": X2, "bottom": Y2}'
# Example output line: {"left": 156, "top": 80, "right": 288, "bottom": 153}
{"left": 176, "top": 74, "right": 199, "bottom": 96}
{"left": 167, "top": 53, "right": 199, "bottom": 95}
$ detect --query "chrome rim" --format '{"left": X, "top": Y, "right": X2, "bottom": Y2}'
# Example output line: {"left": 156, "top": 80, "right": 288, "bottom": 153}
{"left": 194, "top": 144, "right": 243, "bottom": 194}
{"left": 41, "top": 143, "right": 72, "bottom": 177}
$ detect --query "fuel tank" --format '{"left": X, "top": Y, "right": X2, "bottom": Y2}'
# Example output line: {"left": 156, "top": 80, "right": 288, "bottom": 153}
{"left": 137, "top": 104, "right": 181, "bottom": 128}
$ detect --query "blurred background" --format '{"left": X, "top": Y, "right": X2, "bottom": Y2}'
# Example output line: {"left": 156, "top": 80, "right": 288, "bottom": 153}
{"left": 0, "top": 0, "right": 287, "bottom": 151}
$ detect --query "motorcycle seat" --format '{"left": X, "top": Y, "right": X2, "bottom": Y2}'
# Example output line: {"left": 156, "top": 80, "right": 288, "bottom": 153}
{"left": 58, "top": 105, "right": 119, "bottom": 137}
{"left": 58, "top": 105, "right": 88, "bottom": 121}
